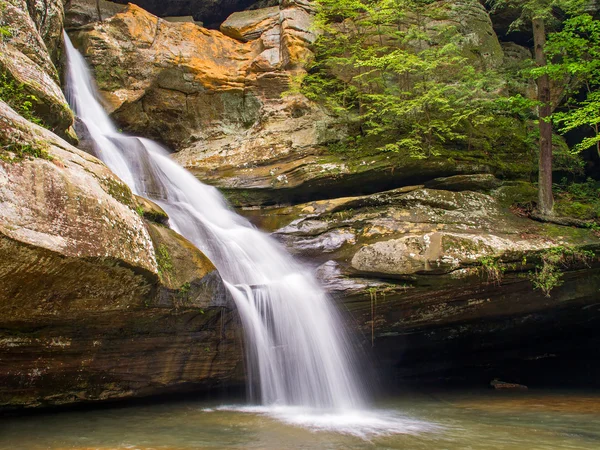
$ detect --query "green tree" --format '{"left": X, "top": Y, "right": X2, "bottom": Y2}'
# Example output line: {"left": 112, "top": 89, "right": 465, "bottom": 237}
{"left": 541, "top": 14, "right": 600, "bottom": 158}
{"left": 488, "top": 0, "right": 588, "bottom": 216}
{"left": 305, "top": 0, "right": 505, "bottom": 158}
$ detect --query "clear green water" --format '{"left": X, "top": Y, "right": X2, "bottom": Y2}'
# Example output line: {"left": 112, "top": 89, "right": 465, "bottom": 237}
{"left": 1, "top": 390, "right": 600, "bottom": 449}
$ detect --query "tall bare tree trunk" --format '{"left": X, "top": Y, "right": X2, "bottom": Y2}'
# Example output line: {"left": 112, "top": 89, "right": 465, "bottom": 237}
{"left": 533, "top": 17, "right": 554, "bottom": 215}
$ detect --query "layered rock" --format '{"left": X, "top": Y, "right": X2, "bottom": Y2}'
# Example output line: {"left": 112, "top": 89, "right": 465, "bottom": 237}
{"left": 0, "top": 0, "right": 74, "bottom": 137}
{"left": 64, "top": 0, "right": 127, "bottom": 29}
{"left": 66, "top": 2, "right": 348, "bottom": 204}
{"left": 66, "top": 1, "right": 542, "bottom": 208}
{"left": 246, "top": 183, "right": 600, "bottom": 384}
{"left": 0, "top": 102, "right": 243, "bottom": 410}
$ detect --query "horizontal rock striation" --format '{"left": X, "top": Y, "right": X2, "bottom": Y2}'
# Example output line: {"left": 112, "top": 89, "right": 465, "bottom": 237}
{"left": 0, "top": 101, "right": 244, "bottom": 410}
{"left": 250, "top": 185, "right": 600, "bottom": 386}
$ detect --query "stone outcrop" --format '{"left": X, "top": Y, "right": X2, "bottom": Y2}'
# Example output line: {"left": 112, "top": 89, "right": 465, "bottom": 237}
{"left": 64, "top": 0, "right": 127, "bottom": 29}
{"left": 246, "top": 183, "right": 600, "bottom": 384}
{"left": 67, "top": 1, "right": 541, "bottom": 208}
{"left": 0, "top": 0, "right": 74, "bottom": 138}
{"left": 67, "top": 2, "right": 347, "bottom": 206}
{"left": 0, "top": 102, "right": 244, "bottom": 410}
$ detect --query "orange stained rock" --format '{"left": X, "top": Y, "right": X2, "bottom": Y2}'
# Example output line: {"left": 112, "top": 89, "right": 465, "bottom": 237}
{"left": 108, "top": 4, "right": 260, "bottom": 91}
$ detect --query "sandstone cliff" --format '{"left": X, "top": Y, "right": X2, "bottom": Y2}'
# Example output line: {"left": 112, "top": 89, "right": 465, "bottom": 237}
{"left": 0, "top": 2, "right": 244, "bottom": 410}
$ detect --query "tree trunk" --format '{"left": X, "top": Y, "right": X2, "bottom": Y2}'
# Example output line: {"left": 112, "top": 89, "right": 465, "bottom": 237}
{"left": 533, "top": 17, "right": 554, "bottom": 215}
{"left": 96, "top": 0, "right": 103, "bottom": 22}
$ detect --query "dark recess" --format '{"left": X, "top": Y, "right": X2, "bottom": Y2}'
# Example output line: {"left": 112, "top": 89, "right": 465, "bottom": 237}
{"left": 109, "top": 0, "right": 276, "bottom": 29}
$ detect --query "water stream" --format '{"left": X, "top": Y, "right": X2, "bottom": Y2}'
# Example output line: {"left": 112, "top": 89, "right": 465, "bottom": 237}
{"left": 62, "top": 32, "right": 379, "bottom": 431}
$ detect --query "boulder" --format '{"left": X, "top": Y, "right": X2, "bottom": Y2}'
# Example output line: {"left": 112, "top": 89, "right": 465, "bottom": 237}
{"left": 220, "top": 6, "right": 279, "bottom": 42}
{"left": 69, "top": 3, "right": 350, "bottom": 203}
{"left": 0, "top": 102, "right": 243, "bottom": 410}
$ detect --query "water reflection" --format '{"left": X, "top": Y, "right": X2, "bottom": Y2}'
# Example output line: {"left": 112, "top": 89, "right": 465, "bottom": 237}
{"left": 1, "top": 390, "right": 600, "bottom": 449}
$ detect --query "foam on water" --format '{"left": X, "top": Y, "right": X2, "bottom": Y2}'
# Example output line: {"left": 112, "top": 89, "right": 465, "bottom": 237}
{"left": 213, "top": 405, "right": 437, "bottom": 438}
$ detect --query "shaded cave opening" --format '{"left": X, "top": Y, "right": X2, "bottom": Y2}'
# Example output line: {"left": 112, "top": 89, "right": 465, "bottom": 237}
{"left": 108, "top": 0, "right": 279, "bottom": 30}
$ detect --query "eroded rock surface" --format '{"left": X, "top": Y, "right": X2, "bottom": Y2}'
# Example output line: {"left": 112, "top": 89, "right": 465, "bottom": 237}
{"left": 0, "top": 0, "right": 74, "bottom": 137}
{"left": 0, "top": 103, "right": 243, "bottom": 410}
{"left": 247, "top": 185, "right": 600, "bottom": 384}
{"left": 68, "top": 1, "right": 542, "bottom": 207}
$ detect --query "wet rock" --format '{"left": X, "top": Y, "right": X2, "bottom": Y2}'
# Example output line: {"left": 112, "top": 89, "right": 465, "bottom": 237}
{"left": 134, "top": 195, "right": 170, "bottom": 225}
{"left": 0, "top": 102, "right": 243, "bottom": 410}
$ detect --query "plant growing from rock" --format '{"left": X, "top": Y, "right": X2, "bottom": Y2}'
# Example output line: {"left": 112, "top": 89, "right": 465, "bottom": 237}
{"left": 529, "top": 245, "right": 594, "bottom": 296}
{"left": 305, "top": 0, "right": 513, "bottom": 159}
{"left": 0, "top": 71, "right": 44, "bottom": 127}
{"left": 478, "top": 255, "right": 506, "bottom": 285}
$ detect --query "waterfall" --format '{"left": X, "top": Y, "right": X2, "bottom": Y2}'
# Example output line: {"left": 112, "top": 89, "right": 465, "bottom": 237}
{"left": 62, "top": 32, "right": 364, "bottom": 411}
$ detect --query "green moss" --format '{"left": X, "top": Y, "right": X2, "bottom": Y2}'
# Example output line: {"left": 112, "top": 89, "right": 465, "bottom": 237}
{"left": 93, "top": 65, "right": 125, "bottom": 92}
{"left": 101, "top": 178, "right": 134, "bottom": 207}
{"left": 0, "top": 136, "right": 53, "bottom": 162}
{"left": 495, "top": 181, "right": 538, "bottom": 208}
{"left": 156, "top": 244, "right": 173, "bottom": 283}
{"left": 554, "top": 178, "right": 600, "bottom": 221}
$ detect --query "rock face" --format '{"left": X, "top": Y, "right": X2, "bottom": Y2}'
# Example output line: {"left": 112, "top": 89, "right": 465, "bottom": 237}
{"left": 64, "top": 0, "right": 127, "bottom": 29}
{"left": 0, "top": 102, "right": 244, "bottom": 410}
{"left": 0, "top": 0, "right": 74, "bottom": 137}
{"left": 67, "top": 2, "right": 352, "bottom": 205}
{"left": 247, "top": 184, "right": 600, "bottom": 385}
{"left": 68, "top": 1, "right": 540, "bottom": 207}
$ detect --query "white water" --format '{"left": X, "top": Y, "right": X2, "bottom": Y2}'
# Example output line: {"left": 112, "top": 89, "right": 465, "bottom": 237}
{"left": 62, "top": 33, "right": 364, "bottom": 412}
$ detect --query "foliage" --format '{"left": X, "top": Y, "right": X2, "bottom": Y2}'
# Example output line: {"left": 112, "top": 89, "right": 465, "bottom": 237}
{"left": 478, "top": 255, "right": 506, "bottom": 285}
{"left": 0, "top": 71, "right": 45, "bottom": 126}
{"left": 541, "top": 14, "right": 600, "bottom": 156}
{"left": 554, "top": 177, "right": 600, "bottom": 220}
{"left": 303, "top": 0, "right": 512, "bottom": 158}
{"left": 529, "top": 245, "right": 594, "bottom": 296}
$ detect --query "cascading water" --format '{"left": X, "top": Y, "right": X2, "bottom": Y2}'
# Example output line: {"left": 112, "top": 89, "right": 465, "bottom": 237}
{"left": 62, "top": 32, "right": 364, "bottom": 411}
